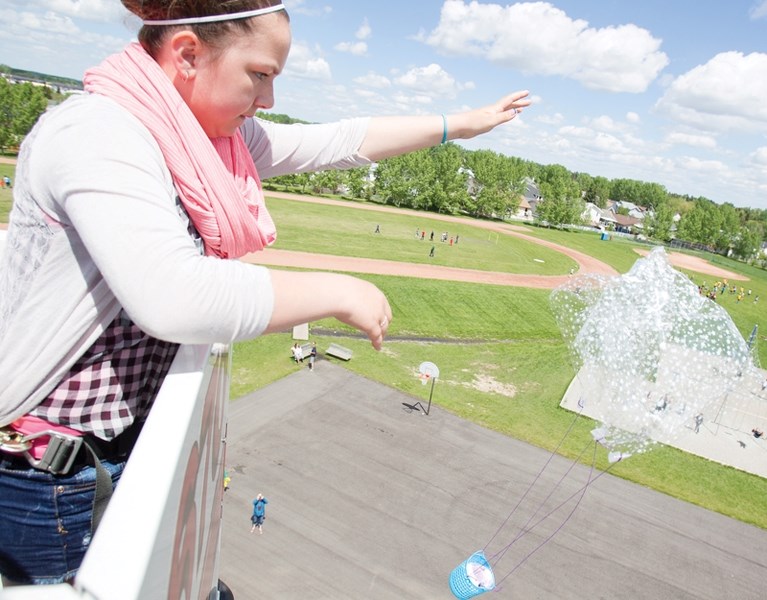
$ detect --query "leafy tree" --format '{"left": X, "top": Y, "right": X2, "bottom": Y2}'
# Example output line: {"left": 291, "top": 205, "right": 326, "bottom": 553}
{"left": 642, "top": 182, "right": 669, "bottom": 209}
{"left": 738, "top": 207, "right": 767, "bottom": 228}
{"left": 643, "top": 203, "right": 674, "bottom": 242}
{"left": 610, "top": 178, "right": 641, "bottom": 203}
{"left": 582, "top": 175, "right": 611, "bottom": 208}
{"left": 667, "top": 194, "right": 692, "bottom": 219}
{"left": 374, "top": 149, "right": 433, "bottom": 208}
{"left": 712, "top": 202, "right": 741, "bottom": 253}
{"left": 255, "top": 111, "right": 310, "bottom": 125}
{"left": 732, "top": 222, "right": 764, "bottom": 260}
{"left": 310, "top": 169, "right": 344, "bottom": 194}
{"left": 536, "top": 164, "right": 583, "bottom": 227}
{"left": 0, "top": 78, "right": 48, "bottom": 151}
{"left": 421, "top": 143, "right": 468, "bottom": 214}
{"left": 344, "top": 166, "right": 370, "bottom": 199}
{"left": 676, "top": 198, "right": 722, "bottom": 246}
{"left": 463, "top": 149, "right": 523, "bottom": 218}
{"left": 535, "top": 194, "right": 584, "bottom": 227}
{"left": 12, "top": 82, "right": 48, "bottom": 137}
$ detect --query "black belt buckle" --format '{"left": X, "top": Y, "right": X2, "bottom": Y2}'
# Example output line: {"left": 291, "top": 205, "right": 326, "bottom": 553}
{"left": 25, "top": 431, "right": 85, "bottom": 475}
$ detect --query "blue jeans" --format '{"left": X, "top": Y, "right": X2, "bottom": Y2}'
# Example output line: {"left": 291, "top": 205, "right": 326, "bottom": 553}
{"left": 0, "top": 456, "right": 125, "bottom": 584}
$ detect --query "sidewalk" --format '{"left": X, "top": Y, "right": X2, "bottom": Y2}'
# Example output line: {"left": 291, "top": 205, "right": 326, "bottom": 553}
{"left": 561, "top": 367, "right": 767, "bottom": 478}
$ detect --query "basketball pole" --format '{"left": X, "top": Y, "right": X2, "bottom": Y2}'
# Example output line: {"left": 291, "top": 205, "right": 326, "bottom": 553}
{"left": 424, "top": 375, "right": 436, "bottom": 415}
{"left": 412, "top": 376, "right": 436, "bottom": 415}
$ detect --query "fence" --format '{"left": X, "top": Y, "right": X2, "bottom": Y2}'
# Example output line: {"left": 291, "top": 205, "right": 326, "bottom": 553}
{"left": 1, "top": 343, "right": 232, "bottom": 600}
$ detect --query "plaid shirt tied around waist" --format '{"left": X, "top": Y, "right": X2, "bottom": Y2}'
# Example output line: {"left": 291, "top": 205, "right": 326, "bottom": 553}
{"left": 29, "top": 310, "right": 179, "bottom": 441}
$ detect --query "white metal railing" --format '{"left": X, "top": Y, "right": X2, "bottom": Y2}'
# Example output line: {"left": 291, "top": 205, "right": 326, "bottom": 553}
{"left": 1, "top": 343, "right": 231, "bottom": 599}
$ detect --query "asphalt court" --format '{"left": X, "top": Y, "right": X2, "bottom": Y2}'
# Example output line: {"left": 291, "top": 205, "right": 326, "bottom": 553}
{"left": 219, "top": 362, "right": 767, "bottom": 599}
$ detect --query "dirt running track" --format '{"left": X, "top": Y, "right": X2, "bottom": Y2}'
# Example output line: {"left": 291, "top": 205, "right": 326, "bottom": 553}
{"left": 244, "top": 191, "right": 618, "bottom": 288}
{"left": 243, "top": 191, "right": 745, "bottom": 287}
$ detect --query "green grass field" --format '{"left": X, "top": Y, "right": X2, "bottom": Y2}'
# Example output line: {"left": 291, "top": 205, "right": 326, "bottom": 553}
{"left": 265, "top": 196, "right": 576, "bottom": 274}
{"left": 230, "top": 194, "right": 767, "bottom": 530}
{"left": 0, "top": 163, "right": 14, "bottom": 222}
{"left": 3, "top": 168, "right": 767, "bottom": 528}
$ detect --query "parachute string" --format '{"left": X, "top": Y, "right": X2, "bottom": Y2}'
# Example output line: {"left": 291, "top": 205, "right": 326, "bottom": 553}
{"left": 493, "top": 446, "right": 620, "bottom": 591}
{"left": 447, "top": 249, "right": 759, "bottom": 596}
{"left": 483, "top": 400, "right": 584, "bottom": 553}
{"left": 487, "top": 436, "right": 592, "bottom": 565}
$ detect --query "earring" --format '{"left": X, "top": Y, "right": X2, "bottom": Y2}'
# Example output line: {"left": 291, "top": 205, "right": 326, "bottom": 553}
{"left": 182, "top": 70, "right": 189, "bottom": 83}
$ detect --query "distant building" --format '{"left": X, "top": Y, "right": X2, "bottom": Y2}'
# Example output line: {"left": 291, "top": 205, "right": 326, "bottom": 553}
{"left": 613, "top": 213, "right": 642, "bottom": 233}
{"left": 581, "top": 202, "right": 618, "bottom": 229}
{"left": 610, "top": 200, "right": 647, "bottom": 220}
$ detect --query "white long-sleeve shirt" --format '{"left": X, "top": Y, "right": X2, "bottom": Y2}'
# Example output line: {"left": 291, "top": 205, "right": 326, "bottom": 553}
{"left": 0, "top": 93, "right": 370, "bottom": 425}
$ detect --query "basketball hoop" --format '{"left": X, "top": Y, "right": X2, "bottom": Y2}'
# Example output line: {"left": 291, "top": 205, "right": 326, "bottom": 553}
{"left": 419, "top": 361, "right": 440, "bottom": 380}
{"left": 407, "top": 361, "right": 439, "bottom": 415}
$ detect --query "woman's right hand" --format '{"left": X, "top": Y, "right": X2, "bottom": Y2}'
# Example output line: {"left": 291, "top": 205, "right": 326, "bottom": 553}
{"left": 265, "top": 270, "right": 392, "bottom": 350}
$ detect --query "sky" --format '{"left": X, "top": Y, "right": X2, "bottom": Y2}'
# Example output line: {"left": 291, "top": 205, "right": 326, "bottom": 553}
{"left": 1, "top": 0, "right": 767, "bottom": 210}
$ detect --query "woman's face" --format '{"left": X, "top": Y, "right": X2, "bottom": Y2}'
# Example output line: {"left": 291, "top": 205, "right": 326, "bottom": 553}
{"left": 184, "top": 14, "right": 291, "bottom": 137}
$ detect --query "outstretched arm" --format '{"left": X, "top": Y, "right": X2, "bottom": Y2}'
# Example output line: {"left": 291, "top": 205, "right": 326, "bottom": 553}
{"left": 359, "top": 90, "right": 531, "bottom": 161}
{"left": 264, "top": 270, "right": 392, "bottom": 350}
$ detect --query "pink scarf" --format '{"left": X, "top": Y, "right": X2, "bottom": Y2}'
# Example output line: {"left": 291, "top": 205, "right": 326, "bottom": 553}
{"left": 83, "top": 43, "right": 276, "bottom": 259}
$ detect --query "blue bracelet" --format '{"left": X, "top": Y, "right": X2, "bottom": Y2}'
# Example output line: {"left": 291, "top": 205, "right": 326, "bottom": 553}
{"left": 441, "top": 114, "right": 448, "bottom": 144}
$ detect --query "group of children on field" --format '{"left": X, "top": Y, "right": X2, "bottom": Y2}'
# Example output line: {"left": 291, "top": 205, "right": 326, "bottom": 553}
{"left": 698, "top": 278, "right": 758, "bottom": 304}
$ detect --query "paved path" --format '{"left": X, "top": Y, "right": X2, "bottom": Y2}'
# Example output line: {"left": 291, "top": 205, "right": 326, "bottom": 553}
{"left": 219, "top": 363, "right": 767, "bottom": 599}
{"left": 562, "top": 368, "right": 767, "bottom": 479}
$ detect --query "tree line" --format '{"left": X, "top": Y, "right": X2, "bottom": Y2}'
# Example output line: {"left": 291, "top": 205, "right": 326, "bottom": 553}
{"left": 0, "top": 77, "right": 50, "bottom": 153}
{"left": 260, "top": 112, "right": 766, "bottom": 262}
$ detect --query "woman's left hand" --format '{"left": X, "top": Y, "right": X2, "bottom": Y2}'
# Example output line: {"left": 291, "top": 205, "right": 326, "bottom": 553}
{"left": 360, "top": 89, "right": 532, "bottom": 161}
{"left": 454, "top": 89, "right": 531, "bottom": 140}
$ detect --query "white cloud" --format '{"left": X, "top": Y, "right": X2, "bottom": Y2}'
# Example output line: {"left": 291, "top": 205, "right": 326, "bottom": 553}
{"left": 749, "top": 0, "right": 767, "bottom": 19}
{"left": 334, "top": 18, "right": 371, "bottom": 55}
{"left": 18, "top": 10, "right": 79, "bottom": 34}
{"left": 334, "top": 41, "right": 367, "bottom": 55}
{"left": 626, "top": 112, "right": 640, "bottom": 124}
{"left": 587, "top": 115, "right": 628, "bottom": 134}
{"left": 676, "top": 156, "right": 727, "bottom": 174}
{"left": 424, "top": 0, "right": 668, "bottom": 93}
{"left": 285, "top": 41, "right": 332, "bottom": 80}
{"left": 535, "top": 112, "right": 565, "bottom": 125}
{"left": 559, "top": 125, "right": 627, "bottom": 154}
{"left": 46, "top": 0, "right": 126, "bottom": 22}
{"left": 751, "top": 146, "right": 767, "bottom": 166}
{"left": 392, "top": 93, "right": 433, "bottom": 105}
{"left": 394, "top": 63, "right": 469, "bottom": 98}
{"left": 0, "top": 5, "right": 131, "bottom": 78}
{"left": 356, "top": 18, "right": 371, "bottom": 40}
{"left": 354, "top": 88, "right": 382, "bottom": 100}
{"left": 665, "top": 132, "right": 717, "bottom": 149}
{"left": 10, "top": 0, "right": 126, "bottom": 23}
{"left": 353, "top": 72, "right": 391, "bottom": 88}
{"left": 283, "top": 0, "right": 332, "bottom": 17}
{"left": 655, "top": 51, "right": 767, "bottom": 132}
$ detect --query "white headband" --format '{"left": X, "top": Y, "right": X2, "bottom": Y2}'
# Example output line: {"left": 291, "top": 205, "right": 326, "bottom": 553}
{"left": 142, "top": 3, "right": 285, "bottom": 26}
